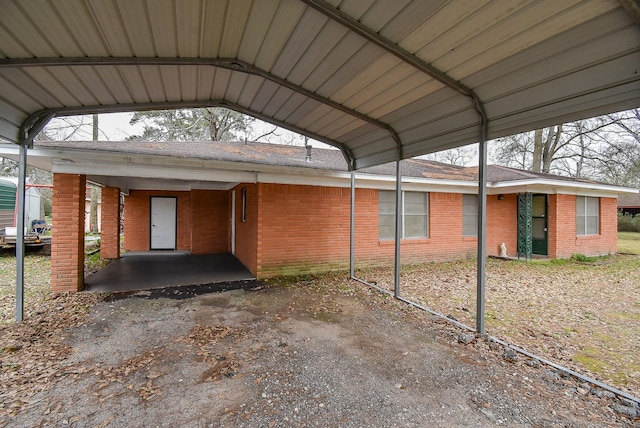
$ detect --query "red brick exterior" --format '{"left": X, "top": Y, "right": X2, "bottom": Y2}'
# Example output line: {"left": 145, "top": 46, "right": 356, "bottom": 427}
{"left": 51, "top": 173, "right": 86, "bottom": 292}
{"left": 255, "top": 184, "right": 353, "bottom": 276}
{"left": 123, "top": 190, "right": 191, "bottom": 251}
{"left": 122, "top": 189, "right": 230, "bottom": 253}
{"left": 248, "top": 185, "right": 520, "bottom": 277}
{"left": 191, "top": 190, "right": 230, "bottom": 254}
{"left": 549, "top": 194, "right": 617, "bottom": 258}
{"left": 486, "top": 194, "right": 518, "bottom": 257}
{"left": 51, "top": 176, "right": 621, "bottom": 290}
{"left": 100, "top": 187, "right": 120, "bottom": 259}
{"left": 233, "top": 184, "right": 259, "bottom": 275}
{"left": 237, "top": 185, "right": 618, "bottom": 277}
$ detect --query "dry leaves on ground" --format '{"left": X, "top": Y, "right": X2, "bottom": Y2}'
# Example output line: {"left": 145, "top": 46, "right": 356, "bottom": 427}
{"left": 354, "top": 255, "right": 640, "bottom": 398}
{"left": 0, "top": 291, "right": 100, "bottom": 417}
{"left": 1, "top": 252, "right": 102, "bottom": 417}
{"left": 178, "top": 325, "right": 247, "bottom": 382}
{"left": 92, "top": 348, "right": 165, "bottom": 402}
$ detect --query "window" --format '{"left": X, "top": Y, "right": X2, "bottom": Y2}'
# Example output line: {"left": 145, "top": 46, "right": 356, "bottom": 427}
{"left": 378, "top": 191, "right": 396, "bottom": 240}
{"left": 241, "top": 188, "right": 247, "bottom": 222}
{"left": 576, "top": 196, "right": 599, "bottom": 236}
{"left": 379, "top": 191, "right": 428, "bottom": 240}
{"left": 462, "top": 194, "right": 478, "bottom": 237}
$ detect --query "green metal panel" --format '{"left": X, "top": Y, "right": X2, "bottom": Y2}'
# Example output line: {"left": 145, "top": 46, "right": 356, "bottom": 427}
{"left": 0, "top": 179, "right": 17, "bottom": 210}
{"left": 517, "top": 193, "right": 533, "bottom": 259}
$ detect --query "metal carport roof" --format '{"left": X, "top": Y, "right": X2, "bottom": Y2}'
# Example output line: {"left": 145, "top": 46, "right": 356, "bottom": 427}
{"left": 1, "top": 0, "right": 639, "bottom": 336}
{"left": 0, "top": 0, "right": 639, "bottom": 169}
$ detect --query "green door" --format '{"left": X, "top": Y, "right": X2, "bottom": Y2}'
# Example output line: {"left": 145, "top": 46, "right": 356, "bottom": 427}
{"left": 531, "top": 195, "right": 548, "bottom": 256}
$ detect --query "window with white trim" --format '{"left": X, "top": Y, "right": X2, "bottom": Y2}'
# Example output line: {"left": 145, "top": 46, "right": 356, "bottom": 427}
{"left": 462, "top": 194, "right": 478, "bottom": 237}
{"left": 379, "top": 191, "right": 428, "bottom": 240}
{"left": 576, "top": 196, "right": 599, "bottom": 236}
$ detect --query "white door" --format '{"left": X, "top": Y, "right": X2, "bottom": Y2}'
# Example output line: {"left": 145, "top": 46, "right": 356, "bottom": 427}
{"left": 150, "top": 197, "right": 177, "bottom": 250}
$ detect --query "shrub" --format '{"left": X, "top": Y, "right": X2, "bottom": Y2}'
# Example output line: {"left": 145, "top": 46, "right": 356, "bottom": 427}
{"left": 618, "top": 212, "right": 640, "bottom": 232}
{"left": 570, "top": 253, "right": 598, "bottom": 263}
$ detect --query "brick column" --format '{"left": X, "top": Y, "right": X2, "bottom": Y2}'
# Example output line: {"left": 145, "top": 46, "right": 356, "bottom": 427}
{"left": 51, "top": 173, "right": 86, "bottom": 292}
{"left": 100, "top": 187, "right": 121, "bottom": 259}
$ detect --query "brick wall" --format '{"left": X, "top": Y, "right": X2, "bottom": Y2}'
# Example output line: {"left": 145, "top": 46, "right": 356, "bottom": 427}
{"left": 257, "top": 183, "right": 353, "bottom": 276}
{"left": 51, "top": 173, "right": 85, "bottom": 292}
{"left": 252, "top": 185, "right": 622, "bottom": 278}
{"left": 255, "top": 184, "right": 491, "bottom": 277}
{"left": 487, "top": 194, "right": 518, "bottom": 257}
{"left": 123, "top": 190, "right": 191, "bottom": 251}
{"left": 114, "top": 184, "right": 619, "bottom": 282}
{"left": 233, "top": 184, "right": 259, "bottom": 274}
{"left": 191, "top": 189, "right": 229, "bottom": 254}
{"left": 549, "top": 194, "right": 617, "bottom": 258}
{"left": 100, "top": 187, "right": 120, "bottom": 259}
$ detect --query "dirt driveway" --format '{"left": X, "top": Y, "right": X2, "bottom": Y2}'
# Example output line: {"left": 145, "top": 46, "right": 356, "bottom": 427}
{"left": 1, "top": 276, "right": 637, "bottom": 427}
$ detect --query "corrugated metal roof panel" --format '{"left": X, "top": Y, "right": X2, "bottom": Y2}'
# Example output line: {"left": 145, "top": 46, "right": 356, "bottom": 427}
{"left": 0, "top": 74, "right": 43, "bottom": 113}
{"left": 118, "top": 67, "right": 151, "bottom": 103}
{"left": 54, "top": 1, "right": 110, "bottom": 57}
{"left": 0, "top": 0, "right": 637, "bottom": 171}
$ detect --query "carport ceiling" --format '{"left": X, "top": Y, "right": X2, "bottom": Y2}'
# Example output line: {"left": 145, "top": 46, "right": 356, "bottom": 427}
{"left": 0, "top": 0, "right": 639, "bottom": 170}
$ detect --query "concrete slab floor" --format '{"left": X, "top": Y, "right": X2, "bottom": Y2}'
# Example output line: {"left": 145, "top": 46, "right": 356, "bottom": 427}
{"left": 85, "top": 252, "right": 255, "bottom": 293}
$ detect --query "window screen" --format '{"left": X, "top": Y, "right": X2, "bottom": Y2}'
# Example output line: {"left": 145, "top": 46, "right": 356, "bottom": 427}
{"left": 462, "top": 194, "right": 478, "bottom": 237}
{"left": 576, "top": 196, "right": 599, "bottom": 236}
{"left": 378, "top": 191, "right": 396, "bottom": 240}
{"left": 379, "top": 191, "right": 428, "bottom": 240}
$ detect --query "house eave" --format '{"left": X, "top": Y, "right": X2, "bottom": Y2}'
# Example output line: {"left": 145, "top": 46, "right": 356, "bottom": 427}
{"left": 1, "top": 143, "right": 636, "bottom": 196}
{"left": 491, "top": 179, "right": 639, "bottom": 197}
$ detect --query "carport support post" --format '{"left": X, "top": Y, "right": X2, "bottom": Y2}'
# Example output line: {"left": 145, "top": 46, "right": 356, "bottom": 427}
{"left": 15, "top": 141, "right": 28, "bottom": 322}
{"left": 476, "top": 138, "right": 488, "bottom": 336}
{"left": 349, "top": 171, "right": 355, "bottom": 278}
{"left": 394, "top": 157, "right": 402, "bottom": 297}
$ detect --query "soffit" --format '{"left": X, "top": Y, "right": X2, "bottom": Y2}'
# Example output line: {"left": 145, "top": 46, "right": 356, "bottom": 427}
{"left": 0, "top": 0, "right": 638, "bottom": 169}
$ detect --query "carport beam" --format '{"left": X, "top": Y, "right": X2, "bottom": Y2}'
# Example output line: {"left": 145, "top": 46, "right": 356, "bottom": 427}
{"left": 15, "top": 142, "right": 27, "bottom": 322}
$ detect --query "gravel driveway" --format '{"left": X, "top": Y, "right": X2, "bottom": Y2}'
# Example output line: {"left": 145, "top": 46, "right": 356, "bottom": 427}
{"left": 1, "top": 276, "right": 637, "bottom": 427}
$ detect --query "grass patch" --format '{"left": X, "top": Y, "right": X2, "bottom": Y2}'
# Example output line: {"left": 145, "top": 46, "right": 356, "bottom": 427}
{"left": 573, "top": 350, "right": 608, "bottom": 374}
{"left": 570, "top": 253, "right": 599, "bottom": 263}
{"left": 610, "top": 311, "right": 640, "bottom": 321}
{"left": 618, "top": 232, "right": 640, "bottom": 254}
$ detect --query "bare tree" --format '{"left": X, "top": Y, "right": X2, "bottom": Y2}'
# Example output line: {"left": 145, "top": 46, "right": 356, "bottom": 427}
{"left": 491, "top": 109, "right": 640, "bottom": 185}
{"left": 425, "top": 144, "right": 477, "bottom": 166}
{"left": 491, "top": 132, "right": 533, "bottom": 170}
{"left": 128, "top": 108, "right": 254, "bottom": 141}
{"left": 35, "top": 115, "right": 110, "bottom": 141}
{"left": 587, "top": 109, "right": 640, "bottom": 187}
